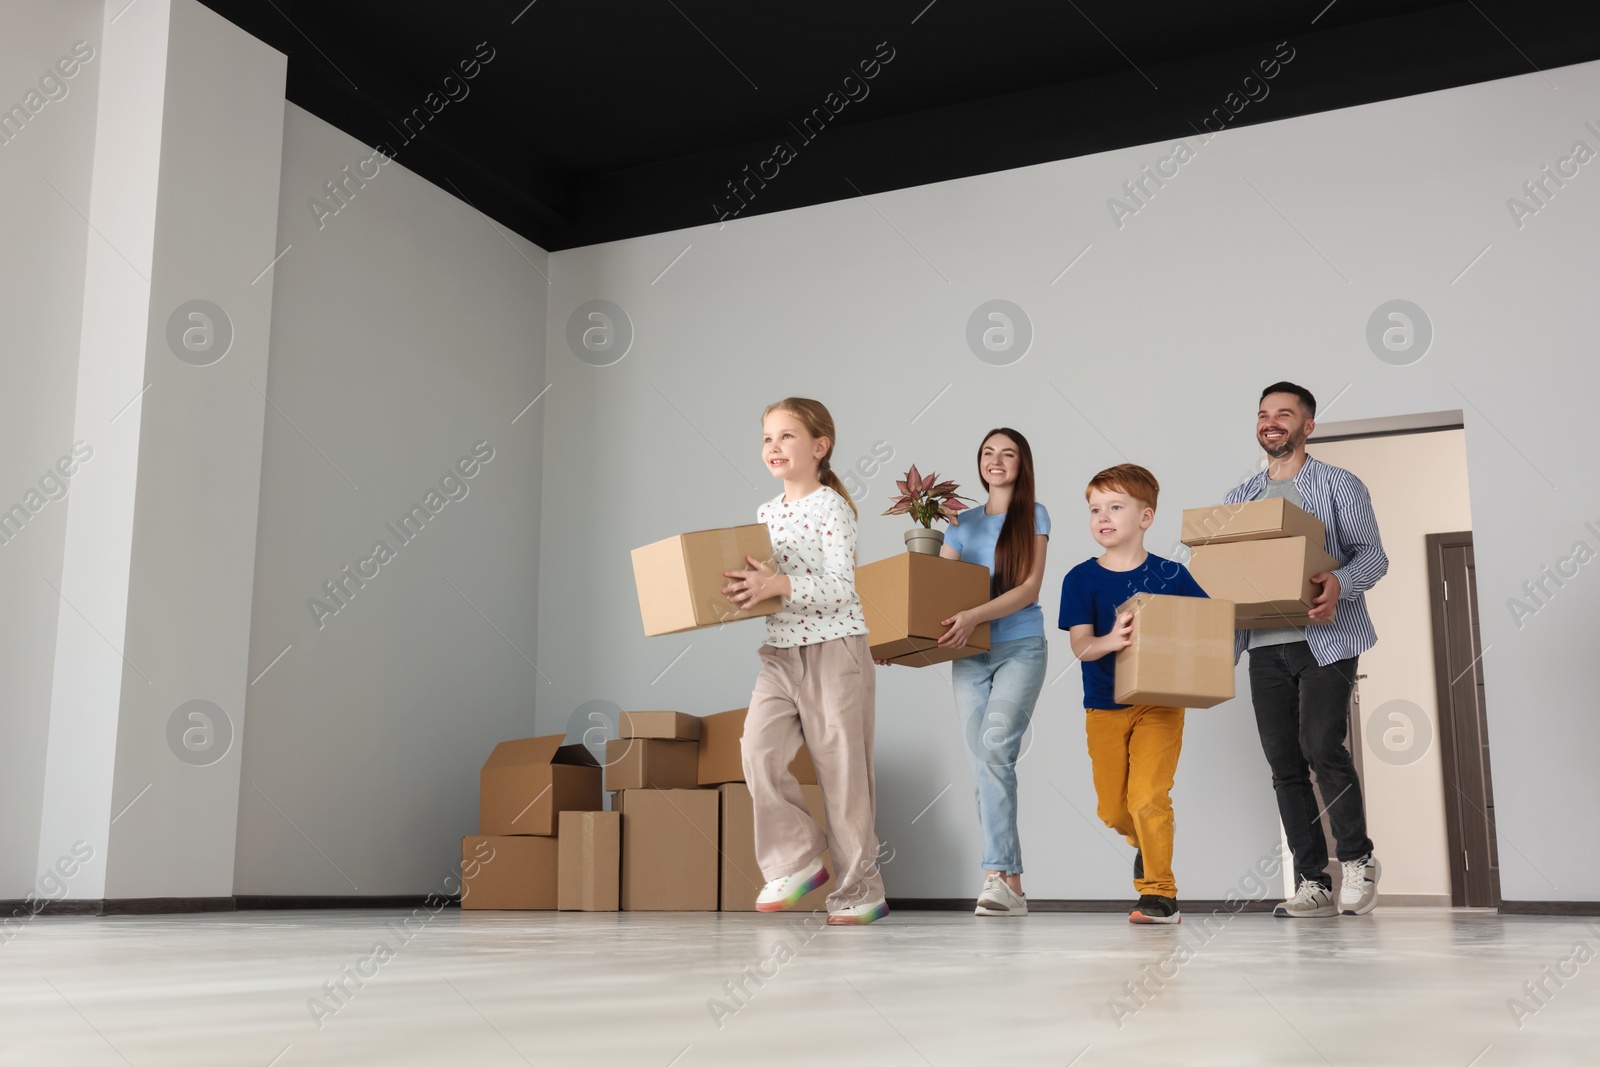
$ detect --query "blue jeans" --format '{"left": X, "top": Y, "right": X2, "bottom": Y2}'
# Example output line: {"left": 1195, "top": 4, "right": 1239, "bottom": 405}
{"left": 951, "top": 635, "right": 1048, "bottom": 875}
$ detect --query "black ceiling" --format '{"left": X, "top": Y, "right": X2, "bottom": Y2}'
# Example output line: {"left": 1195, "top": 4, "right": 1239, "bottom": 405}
{"left": 200, "top": 1, "right": 1600, "bottom": 251}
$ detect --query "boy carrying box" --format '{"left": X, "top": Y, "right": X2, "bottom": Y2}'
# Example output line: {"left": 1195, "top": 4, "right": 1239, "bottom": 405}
{"left": 1058, "top": 464, "right": 1209, "bottom": 925}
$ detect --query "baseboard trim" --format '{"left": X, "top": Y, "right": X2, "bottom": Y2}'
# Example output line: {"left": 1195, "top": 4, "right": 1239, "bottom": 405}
{"left": 1380, "top": 894, "right": 1453, "bottom": 907}
{"left": 887, "top": 897, "right": 1278, "bottom": 914}
{"left": 7, "top": 895, "right": 459, "bottom": 916}
{"left": 235, "top": 895, "right": 458, "bottom": 910}
{"left": 1499, "top": 900, "right": 1600, "bottom": 916}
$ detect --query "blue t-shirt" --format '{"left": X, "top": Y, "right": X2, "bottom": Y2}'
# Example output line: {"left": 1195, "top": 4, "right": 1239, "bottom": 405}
{"left": 1058, "top": 553, "right": 1208, "bottom": 710}
{"left": 944, "top": 503, "right": 1052, "bottom": 643}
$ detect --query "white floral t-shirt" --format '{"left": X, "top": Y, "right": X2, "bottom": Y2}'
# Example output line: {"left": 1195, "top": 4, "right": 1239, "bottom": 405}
{"left": 758, "top": 485, "right": 869, "bottom": 647}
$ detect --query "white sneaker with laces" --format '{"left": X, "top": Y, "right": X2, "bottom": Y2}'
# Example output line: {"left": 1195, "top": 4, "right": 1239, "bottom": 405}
{"left": 1275, "top": 876, "right": 1337, "bottom": 918}
{"left": 826, "top": 899, "right": 889, "bottom": 925}
{"left": 1339, "top": 853, "right": 1381, "bottom": 915}
{"left": 755, "top": 856, "right": 829, "bottom": 913}
{"left": 975, "top": 871, "right": 1028, "bottom": 917}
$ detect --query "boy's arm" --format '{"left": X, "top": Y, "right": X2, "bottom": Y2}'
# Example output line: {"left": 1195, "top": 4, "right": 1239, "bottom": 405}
{"left": 1068, "top": 618, "right": 1132, "bottom": 662}
{"left": 1059, "top": 573, "right": 1133, "bottom": 661}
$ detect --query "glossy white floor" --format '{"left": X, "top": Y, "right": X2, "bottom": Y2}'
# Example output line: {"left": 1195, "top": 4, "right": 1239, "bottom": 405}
{"left": 3, "top": 907, "right": 1596, "bottom": 1066}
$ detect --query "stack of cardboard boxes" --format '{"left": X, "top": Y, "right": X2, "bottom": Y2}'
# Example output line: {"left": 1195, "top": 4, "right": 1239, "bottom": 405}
{"left": 464, "top": 735, "right": 603, "bottom": 910}
{"left": 462, "top": 709, "right": 829, "bottom": 913}
{"left": 1182, "top": 498, "right": 1337, "bottom": 629}
{"left": 610, "top": 711, "right": 717, "bottom": 911}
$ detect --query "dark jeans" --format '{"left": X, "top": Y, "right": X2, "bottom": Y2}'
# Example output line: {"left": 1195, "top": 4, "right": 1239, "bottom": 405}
{"left": 1248, "top": 642, "right": 1373, "bottom": 888}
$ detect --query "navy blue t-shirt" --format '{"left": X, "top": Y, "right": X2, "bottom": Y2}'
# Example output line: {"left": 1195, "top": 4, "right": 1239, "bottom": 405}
{"left": 1058, "top": 553, "right": 1208, "bottom": 710}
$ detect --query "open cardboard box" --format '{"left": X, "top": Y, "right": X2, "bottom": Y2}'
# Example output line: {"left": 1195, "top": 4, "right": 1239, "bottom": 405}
{"left": 1188, "top": 535, "right": 1340, "bottom": 629}
{"left": 1181, "top": 497, "right": 1326, "bottom": 547}
{"left": 479, "top": 735, "right": 602, "bottom": 836}
{"left": 855, "top": 552, "right": 991, "bottom": 666}
{"left": 631, "top": 525, "right": 781, "bottom": 636}
{"left": 1113, "top": 593, "right": 1236, "bottom": 709}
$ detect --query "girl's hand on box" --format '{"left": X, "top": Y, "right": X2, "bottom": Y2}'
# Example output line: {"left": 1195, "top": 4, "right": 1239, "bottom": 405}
{"left": 722, "top": 555, "right": 787, "bottom": 609}
{"left": 938, "top": 609, "right": 980, "bottom": 649}
{"left": 873, "top": 658, "right": 895, "bottom": 666}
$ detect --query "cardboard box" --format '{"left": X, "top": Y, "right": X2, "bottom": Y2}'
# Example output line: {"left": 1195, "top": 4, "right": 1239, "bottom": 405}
{"left": 557, "top": 811, "right": 620, "bottom": 911}
{"left": 855, "top": 552, "right": 991, "bottom": 666}
{"left": 1112, "top": 593, "right": 1236, "bottom": 709}
{"left": 1188, "top": 536, "right": 1340, "bottom": 629}
{"left": 619, "top": 711, "right": 701, "bottom": 740}
{"left": 631, "top": 525, "right": 781, "bottom": 636}
{"left": 1181, "top": 498, "right": 1325, "bottom": 547}
{"left": 719, "top": 782, "right": 835, "bottom": 911}
{"left": 460, "top": 835, "right": 557, "bottom": 910}
{"left": 479, "top": 735, "right": 602, "bottom": 836}
{"left": 604, "top": 737, "right": 699, "bottom": 791}
{"left": 616, "top": 789, "right": 720, "bottom": 911}
{"left": 697, "top": 707, "right": 818, "bottom": 786}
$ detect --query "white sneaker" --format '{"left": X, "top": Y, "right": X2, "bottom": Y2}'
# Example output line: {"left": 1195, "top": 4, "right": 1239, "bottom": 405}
{"left": 826, "top": 899, "right": 889, "bottom": 926}
{"left": 755, "top": 856, "right": 829, "bottom": 913}
{"left": 1275, "top": 876, "right": 1337, "bottom": 918}
{"left": 1339, "top": 853, "right": 1381, "bottom": 915}
{"left": 975, "top": 871, "right": 1028, "bottom": 917}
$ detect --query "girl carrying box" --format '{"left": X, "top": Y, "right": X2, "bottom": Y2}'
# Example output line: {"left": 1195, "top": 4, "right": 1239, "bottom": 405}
{"left": 722, "top": 397, "right": 888, "bottom": 925}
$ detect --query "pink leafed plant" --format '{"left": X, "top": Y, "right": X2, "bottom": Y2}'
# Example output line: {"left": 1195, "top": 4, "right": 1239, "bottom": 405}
{"left": 881, "top": 464, "right": 974, "bottom": 529}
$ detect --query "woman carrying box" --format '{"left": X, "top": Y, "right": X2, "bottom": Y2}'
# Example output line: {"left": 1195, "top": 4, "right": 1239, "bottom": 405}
{"left": 936, "top": 429, "right": 1050, "bottom": 916}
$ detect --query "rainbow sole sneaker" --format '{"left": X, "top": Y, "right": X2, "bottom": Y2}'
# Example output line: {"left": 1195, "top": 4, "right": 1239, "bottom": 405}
{"left": 755, "top": 857, "right": 829, "bottom": 912}
{"left": 826, "top": 900, "right": 890, "bottom": 926}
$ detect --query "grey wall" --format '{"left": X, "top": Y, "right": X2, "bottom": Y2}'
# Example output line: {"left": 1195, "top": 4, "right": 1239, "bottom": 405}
{"left": 233, "top": 105, "right": 550, "bottom": 895}
{"left": 0, "top": 0, "right": 102, "bottom": 897}
{"left": 538, "top": 61, "right": 1600, "bottom": 901}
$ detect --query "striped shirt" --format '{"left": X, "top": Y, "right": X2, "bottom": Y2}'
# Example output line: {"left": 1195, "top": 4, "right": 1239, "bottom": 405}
{"left": 1224, "top": 455, "right": 1388, "bottom": 666}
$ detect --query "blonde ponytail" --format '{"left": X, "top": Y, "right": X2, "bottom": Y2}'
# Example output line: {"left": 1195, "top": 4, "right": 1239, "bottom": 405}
{"left": 819, "top": 462, "right": 858, "bottom": 518}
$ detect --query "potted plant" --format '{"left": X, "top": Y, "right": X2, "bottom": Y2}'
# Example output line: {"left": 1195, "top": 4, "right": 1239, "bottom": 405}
{"left": 882, "top": 465, "right": 973, "bottom": 554}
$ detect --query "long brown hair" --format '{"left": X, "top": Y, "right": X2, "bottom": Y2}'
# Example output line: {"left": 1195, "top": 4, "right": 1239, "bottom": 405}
{"left": 763, "top": 397, "right": 857, "bottom": 517}
{"left": 976, "top": 428, "right": 1037, "bottom": 596}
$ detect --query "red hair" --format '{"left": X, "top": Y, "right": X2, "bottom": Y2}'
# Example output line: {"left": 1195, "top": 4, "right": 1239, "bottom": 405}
{"left": 1085, "top": 463, "right": 1160, "bottom": 511}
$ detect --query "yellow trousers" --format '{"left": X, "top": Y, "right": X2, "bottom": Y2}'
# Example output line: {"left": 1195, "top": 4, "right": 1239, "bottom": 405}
{"left": 1085, "top": 705, "right": 1185, "bottom": 898}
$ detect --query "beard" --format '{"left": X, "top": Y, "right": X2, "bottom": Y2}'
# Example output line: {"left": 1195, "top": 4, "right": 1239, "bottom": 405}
{"left": 1258, "top": 430, "right": 1302, "bottom": 458}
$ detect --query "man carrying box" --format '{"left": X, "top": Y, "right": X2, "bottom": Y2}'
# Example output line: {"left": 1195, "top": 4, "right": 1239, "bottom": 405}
{"left": 1228, "top": 382, "right": 1389, "bottom": 918}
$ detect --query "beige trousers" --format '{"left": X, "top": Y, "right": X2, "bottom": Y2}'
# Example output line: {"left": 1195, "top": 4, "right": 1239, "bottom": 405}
{"left": 741, "top": 634, "right": 886, "bottom": 911}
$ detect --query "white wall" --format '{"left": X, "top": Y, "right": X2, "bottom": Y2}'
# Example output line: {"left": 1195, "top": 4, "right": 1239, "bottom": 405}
{"left": 1312, "top": 429, "right": 1473, "bottom": 902}
{"left": 538, "top": 61, "right": 1600, "bottom": 900}
{"left": 33, "top": 0, "right": 286, "bottom": 901}
{"left": 0, "top": 0, "right": 103, "bottom": 897}
{"left": 233, "top": 105, "right": 550, "bottom": 895}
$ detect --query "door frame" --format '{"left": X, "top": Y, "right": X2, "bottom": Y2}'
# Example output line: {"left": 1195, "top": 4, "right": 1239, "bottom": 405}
{"left": 1425, "top": 530, "right": 1499, "bottom": 907}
